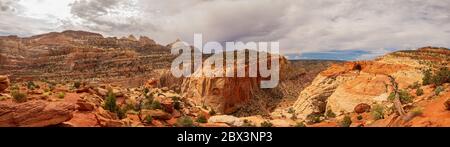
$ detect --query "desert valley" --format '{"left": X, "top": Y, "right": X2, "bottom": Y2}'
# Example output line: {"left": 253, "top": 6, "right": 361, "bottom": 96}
{"left": 0, "top": 30, "right": 449, "bottom": 127}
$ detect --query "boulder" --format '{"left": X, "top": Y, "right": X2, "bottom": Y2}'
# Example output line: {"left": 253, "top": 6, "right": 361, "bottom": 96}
{"left": 64, "top": 112, "right": 99, "bottom": 127}
{"left": 0, "top": 75, "right": 10, "bottom": 92}
{"left": 76, "top": 99, "right": 96, "bottom": 111}
{"left": 208, "top": 115, "right": 243, "bottom": 126}
{"left": 354, "top": 103, "right": 371, "bottom": 114}
{"left": 139, "top": 109, "right": 172, "bottom": 120}
{"left": 0, "top": 100, "right": 76, "bottom": 127}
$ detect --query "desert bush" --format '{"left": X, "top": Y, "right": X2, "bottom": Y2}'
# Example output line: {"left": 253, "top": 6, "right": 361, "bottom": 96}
{"left": 371, "top": 104, "right": 385, "bottom": 120}
{"left": 411, "top": 107, "right": 423, "bottom": 116}
{"left": 196, "top": 115, "right": 207, "bottom": 123}
{"left": 389, "top": 90, "right": 414, "bottom": 104}
{"left": 326, "top": 110, "right": 336, "bottom": 118}
{"left": 58, "top": 92, "right": 65, "bottom": 99}
{"left": 422, "top": 69, "right": 432, "bottom": 85}
{"left": 295, "top": 122, "right": 307, "bottom": 127}
{"left": 27, "top": 81, "right": 36, "bottom": 90}
{"left": 357, "top": 115, "right": 363, "bottom": 120}
{"left": 432, "top": 67, "right": 449, "bottom": 86}
{"left": 10, "top": 84, "right": 19, "bottom": 91}
{"left": 398, "top": 90, "right": 413, "bottom": 104}
{"left": 11, "top": 90, "right": 27, "bottom": 103}
{"left": 241, "top": 119, "right": 256, "bottom": 127}
{"left": 103, "top": 90, "right": 117, "bottom": 113}
{"left": 339, "top": 115, "right": 352, "bottom": 127}
{"left": 416, "top": 88, "right": 424, "bottom": 96}
{"left": 388, "top": 92, "right": 396, "bottom": 101}
{"left": 117, "top": 107, "right": 126, "bottom": 119}
{"left": 144, "top": 115, "right": 153, "bottom": 123}
{"left": 150, "top": 101, "right": 162, "bottom": 110}
{"left": 260, "top": 121, "right": 273, "bottom": 127}
{"left": 306, "top": 113, "right": 323, "bottom": 124}
{"left": 408, "top": 82, "right": 421, "bottom": 89}
{"left": 73, "top": 81, "right": 81, "bottom": 89}
{"left": 435, "top": 86, "right": 444, "bottom": 96}
{"left": 176, "top": 116, "right": 194, "bottom": 127}
{"left": 287, "top": 108, "right": 295, "bottom": 114}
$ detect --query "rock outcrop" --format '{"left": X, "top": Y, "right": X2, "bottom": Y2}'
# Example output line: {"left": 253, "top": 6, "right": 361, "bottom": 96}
{"left": 0, "top": 100, "right": 76, "bottom": 127}
{"left": 0, "top": 75, "right": 9, "bottom": 92}
{"left": 181, "top": 51, "right": 289, "bottom": 114}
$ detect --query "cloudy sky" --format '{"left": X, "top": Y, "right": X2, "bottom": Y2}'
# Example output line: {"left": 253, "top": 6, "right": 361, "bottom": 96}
{"left": 1, "top": 0, "right": 449, "bottom": 60}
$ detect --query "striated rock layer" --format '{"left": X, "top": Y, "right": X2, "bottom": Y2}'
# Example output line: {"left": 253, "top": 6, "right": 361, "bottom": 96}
{"left": 0, "top": 100, "right": 76, "bottom": 127}
{"left": 0, "top": 30, "right": 175, "bottom": 87}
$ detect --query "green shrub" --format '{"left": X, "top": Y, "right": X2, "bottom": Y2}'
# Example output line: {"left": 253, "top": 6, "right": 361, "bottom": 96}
{"left": 408, "top": 82, "right": 421, "bottom": 89}
{"left": 339, "top": 115, "right": 352, "bottom": 127}
{"left": 432, "top": 67, "right": 449, "bottom": 86}
{"left": 117, "top": 107, "right": 126, "bottom": 119}
{"left": 27, "top": 81, "right": 36, "bottom": 90}
{"left": 357, "top": 115, "right": 363, "bottom": 120}
{"left": 435, "top": 86, "right": 444, "bottom": 96}
{"left": 103, "top": 90, "right": 117, "bottom": 113}
{"left": 143, "top": 88, "right": 149, "bottom": 94}
{"left": 150, "top": 101, "right": 162, "bottom": 110}
{"left": 176, "top": 116, "right": 194, "bottom": 127}
{"left": 10, "top": 84, "right": 19, "bottom": 91}
{"left": 295, "top": 122, "right": 307, "bottom": 127}
{"left": 58, "top": 92, "right": 65, "bottom": 99}
{"left": 422, "top": 69, "right": 432, "bottom": 85}
{"left": 326, "top": 110, "right": 336, "bottom": 118}
{"left": 241, "top": 120, "right": 256, "bottom": 127}
{"left": 287, "top": 108, "right": 295, "bottom": 114}
{"left": 260, "top": 121, "right": 273, "bottom": 127}
{"left": 398, "top": 90, "right": 413, "bottom": 104}
{"left": 306, "top": 113, "right": 323, "bottom": 124}
{"left": 371, "top": 104, "right": 385, "bottom": 120}
{"left": 144, "top": 115, "right": 153, "bottom": 123}
{"left": 416, "top": 88, "right": 424, "bottom": 96}
{"left": 196, "top": 115, "right": 207, "bottom": 123}
{"left": 388, "top": 92, "right": 396, "bottom": 101}
{"left": 74, "top": 81, "right": 81, "bottom": 89}
{"left": 411, "top": 107, "right": 423, "bottom": 116}
{"left": 11, "top": 90, "right": 27, "bottom": 103}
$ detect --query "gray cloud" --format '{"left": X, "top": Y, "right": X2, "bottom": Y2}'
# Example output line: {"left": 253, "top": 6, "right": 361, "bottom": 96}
{"left": 1, "top": 0, "right": 450, "bottom": 59}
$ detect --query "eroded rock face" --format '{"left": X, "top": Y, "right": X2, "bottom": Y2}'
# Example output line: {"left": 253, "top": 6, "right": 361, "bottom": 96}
{"left": 0, "top": 100, "right": 76, "bottom": 127}
{"left": 0, "top": 75, "right": 9, "bottom": 92}
{"left": 181, "top": 52, "right": 288, "bottom": 114}
{"left": 292, "top": 48, "right": 449, "bottom": 117}
{"left": 0, "top": 30, "right": 174, "bottom": 87}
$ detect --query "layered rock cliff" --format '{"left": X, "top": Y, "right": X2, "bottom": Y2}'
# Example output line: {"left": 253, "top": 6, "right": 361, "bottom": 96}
{"left": 0, "top": 30, "right": 174, "bottom": 87}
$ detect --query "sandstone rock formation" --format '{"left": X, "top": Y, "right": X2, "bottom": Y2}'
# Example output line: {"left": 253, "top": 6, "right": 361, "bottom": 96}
{"left": 181, "top": 51, "right": 289, "bottom": 115}
{"left": 0, "top": 100, "right": 76, "bottom": 127}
